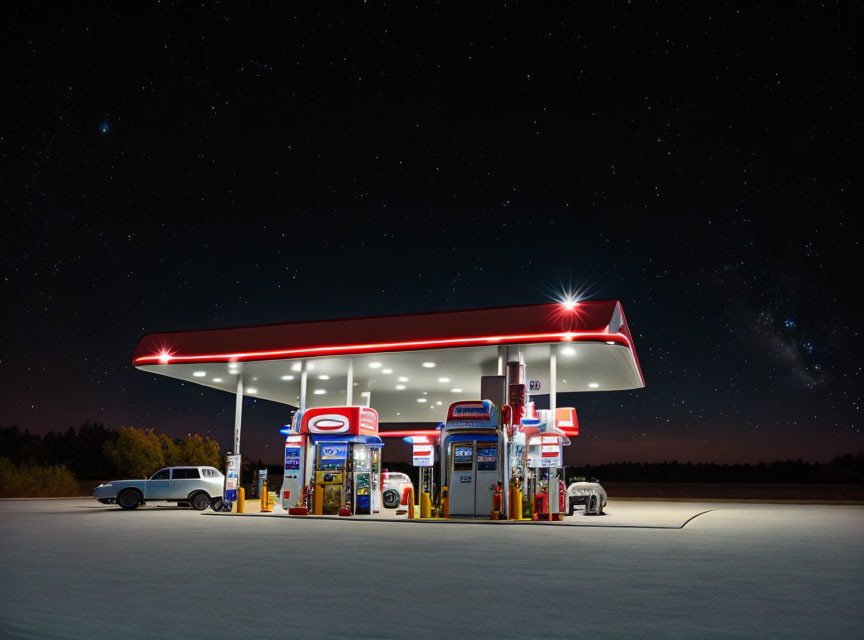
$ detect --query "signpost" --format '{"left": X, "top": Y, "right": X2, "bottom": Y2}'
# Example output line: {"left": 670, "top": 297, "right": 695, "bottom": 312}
{"left": 412, "top": 444, "right": 434, "bottom": 467}
{"left": 225, "top": 454, "right": 241, "bottom": 502}
{"left": 257, "top": 468, "right": 268, "bottom": 498}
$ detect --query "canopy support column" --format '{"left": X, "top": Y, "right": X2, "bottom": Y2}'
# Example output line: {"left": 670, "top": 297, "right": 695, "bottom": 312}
{"left": 346, "top": 360, "right": 354, "bottom": 405}
{"left": 498, "top": 345, "right": 510, "bottom": 519}
{"left": 233, "top": 375, "right": 243, "bottom": 455}
{"left": 548, "top": 346, "right": 559, "bottom": 515}
{"left": 299, "top": 361, "right": 308, "bottom": 411}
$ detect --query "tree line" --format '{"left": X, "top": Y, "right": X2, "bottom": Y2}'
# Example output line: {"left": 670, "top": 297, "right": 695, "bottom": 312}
{"left": 0, "top": 422, "right": 222, "bottom": 480}
{"left": 566, "top": 451, "right": 864, "bottom": 484}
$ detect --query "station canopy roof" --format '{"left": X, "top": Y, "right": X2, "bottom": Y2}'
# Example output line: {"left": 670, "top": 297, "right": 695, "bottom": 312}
{"left": 133, "top": 301, "right": 644, "bottom": 422}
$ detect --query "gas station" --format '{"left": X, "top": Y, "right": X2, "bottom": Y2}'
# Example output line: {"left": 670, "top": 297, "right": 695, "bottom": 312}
{"left": 132, "top": 300, "right": 644, "bottom": 521}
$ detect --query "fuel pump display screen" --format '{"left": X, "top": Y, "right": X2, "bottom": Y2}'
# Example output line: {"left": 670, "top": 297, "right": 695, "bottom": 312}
{"left": 477, "top": 447, "right": 497, "bottom": 471}
{"left": 453, "top": 445, "right": 473, "bottom": 471}
{"left": 285, "top": 448, "right": 301, "bottom": 470}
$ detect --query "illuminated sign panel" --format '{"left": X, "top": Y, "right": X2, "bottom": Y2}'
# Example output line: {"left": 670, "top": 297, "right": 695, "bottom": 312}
{"left": 320, "top": 444, "right": 348, "bottom": 461}
{"left": 301, "top": 406, "right": 379, "bottom": 435}
{"left": 412, "top": 444, "right": 434, "bottom": 467}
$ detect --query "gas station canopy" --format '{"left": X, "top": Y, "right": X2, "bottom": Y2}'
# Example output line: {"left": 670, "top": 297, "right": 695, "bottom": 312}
{"left": 133, "top": 301, "right": 644, "bottom": 422}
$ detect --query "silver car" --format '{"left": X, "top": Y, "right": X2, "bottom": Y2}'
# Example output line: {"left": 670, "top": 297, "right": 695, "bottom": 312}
{"left": 566, "top": 480, "right": 608, "bottom": 515}
{"left": 93, "top": 466, "right": 224, "bottom": 511}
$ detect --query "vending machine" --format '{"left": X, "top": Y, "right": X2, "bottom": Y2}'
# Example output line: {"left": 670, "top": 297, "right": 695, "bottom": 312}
{"left": 352, "top": 443, "right": 372, "bottom": 515}
{"left": 314, "top": 442, "right": 348, "bottom": 515}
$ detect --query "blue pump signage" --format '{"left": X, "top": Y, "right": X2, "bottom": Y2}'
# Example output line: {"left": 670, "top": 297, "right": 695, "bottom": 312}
{"left": 320, "top": 444, "right": 348, "bottom": 461}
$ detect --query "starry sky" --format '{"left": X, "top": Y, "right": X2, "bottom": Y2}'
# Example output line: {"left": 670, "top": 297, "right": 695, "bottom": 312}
{"left": 2, "top": 2, "right": 860, "bottom": 465}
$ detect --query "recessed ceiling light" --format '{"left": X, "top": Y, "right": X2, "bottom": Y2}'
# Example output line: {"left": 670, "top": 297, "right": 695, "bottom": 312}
{"left": 422, "top": 362, "right": 436, "bottom": 368}
{"left": 193, "top": 371, "right": 206, "bottom": 377}
{"left": 438, "top": 377, "right": 450, "bottom": 383}
{"left": 318, "top": 375, "right": 329, "bottom": 380}
{"left": 382, "top": 369, "right": 393, "bottom": 374}
{"left": 395, "top": 385, "right": 406, "bottom": 390}
{"left": 313, "top": 389, "right": 326, "bottom": 395}
{"left": 416, "top": 398, "right": 427, "bottom": 403}
{"left": 281, "top": 375, "right": 294, "bottom": 381}
{"left": 247, "top": 388, "right": 258, "bottom": 394}
{"left": 606, "top": 340, "right": 616, "bottom": 345}
{"left": 212, "top": 378, "right": 223, "bottom": 383}
{"left": 361, "top": 391, "right": 371, "bottom": 396}
{"left": 436, "top": 401, "right": 443, "bottom": 406}
{"left": 588, "top": 382, "right": 599, "bottom": 389}
{"left": 291, "top": 363, "right": 301, "bottom": 371}
{"left": 369, "top": 362, "right": 382, "bottom": 369}
{"left": 451, "top": 388, "right": 463, "bottom": 393}
{"left": 307, "top": 363, "right": 315, "bottom": 370}
{"left": 561, "top": 347, "right": 576, "bottom": 356}
{"left": 398, "top": 376, "right": 409, "bottom": 382}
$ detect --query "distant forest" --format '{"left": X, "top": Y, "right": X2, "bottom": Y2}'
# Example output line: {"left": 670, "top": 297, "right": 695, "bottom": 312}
{"left": 2, "top": 422, "right": 862, "bottom": 484}
{"left": 0, "top": 422, "right": 220, "bottom": 481}
{"left": 566, "top": 452, "right": 864, "bottom": 484}
{"left": 1, "top": 422, "right": 119, "bottom": 480}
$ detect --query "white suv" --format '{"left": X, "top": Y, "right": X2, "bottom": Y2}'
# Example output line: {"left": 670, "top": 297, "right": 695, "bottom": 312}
{"left": 93, "top": 466, "right": 224, "bottom": 511}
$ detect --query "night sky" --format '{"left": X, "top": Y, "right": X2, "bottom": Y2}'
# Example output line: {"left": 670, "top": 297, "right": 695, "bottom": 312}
{"left": 3, "top": 3, "right": 860, "bottom": 465}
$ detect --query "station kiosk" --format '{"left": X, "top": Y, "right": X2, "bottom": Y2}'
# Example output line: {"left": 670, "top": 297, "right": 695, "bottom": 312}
{"left": 440, "top": 400, "right": 502, "bottom": 517}
{"left": 280, "top": 406, "right": 384, "bottom": 515}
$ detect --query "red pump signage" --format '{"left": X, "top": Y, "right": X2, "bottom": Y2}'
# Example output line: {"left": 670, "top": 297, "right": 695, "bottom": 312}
{"left": 300, "top": 406, "right": 379, "bottom": 436}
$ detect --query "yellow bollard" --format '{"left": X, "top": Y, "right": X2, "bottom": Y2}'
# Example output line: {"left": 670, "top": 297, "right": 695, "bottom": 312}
{"left": 260, "top": 481, "right": 272, "bottom": 513}
{"left": 407, "top": 487, "right": 416, "bottom": 519}
{"left": 441, "top": 486, "right": 449, "bottom": 519}
{"left": 237, "top": 487, "right": 246, "bottom": 514}
{"left": 420, "top": 492, "right": 432, "bottom": 518}
{"left": 512, "top": 486, "right": 523, "bottom": 520}
{"left": 313, "top": 485, "right": 324, "bottom": 515}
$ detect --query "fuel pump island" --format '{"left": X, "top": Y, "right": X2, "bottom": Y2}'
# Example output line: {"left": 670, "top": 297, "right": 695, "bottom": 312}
{"left": 132, "top": 300, "right": 644, "bottom": 521}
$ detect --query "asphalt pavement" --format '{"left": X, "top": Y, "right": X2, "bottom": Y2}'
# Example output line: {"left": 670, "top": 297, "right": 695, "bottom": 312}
{"left": 1, "top": 499, "right": 862, "bottom": 639}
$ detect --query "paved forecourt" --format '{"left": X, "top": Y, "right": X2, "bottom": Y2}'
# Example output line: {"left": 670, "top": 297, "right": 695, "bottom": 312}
{"left": 1, "top": 498, "right": 862, "bottom": 639}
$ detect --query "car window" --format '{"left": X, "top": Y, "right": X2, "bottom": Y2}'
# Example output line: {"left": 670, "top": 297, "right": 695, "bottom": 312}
{"left": 151, "top": 469, "right": 170, "bottom": 480}
{"left": 172, "top": 468, "right": 200, "bottom": 479}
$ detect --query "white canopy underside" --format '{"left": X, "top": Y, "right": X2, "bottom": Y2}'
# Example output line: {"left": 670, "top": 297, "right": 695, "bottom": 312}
{"left": 137, "top": 342, "right": 641, "bottom": 422}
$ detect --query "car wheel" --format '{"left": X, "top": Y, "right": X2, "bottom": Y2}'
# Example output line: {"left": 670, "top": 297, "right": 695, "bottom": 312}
{"left": 382, "top": 489, "right": 400, "bottom": 509}
{"left": 190, "top": 492, "right": 211, "bottom": 511}
{"left": 586, "top": 494, "right": 598, "bottom": 515}
{"left": 117, "top": 489, "right": 142, "bottom": 510}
